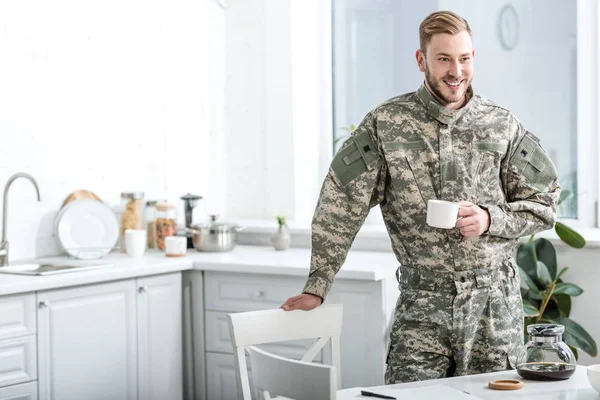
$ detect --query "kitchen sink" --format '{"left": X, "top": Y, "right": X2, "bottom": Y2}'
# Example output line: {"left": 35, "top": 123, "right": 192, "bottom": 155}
{"left": 0, "top": 262, "right": 114, "bottom": 276}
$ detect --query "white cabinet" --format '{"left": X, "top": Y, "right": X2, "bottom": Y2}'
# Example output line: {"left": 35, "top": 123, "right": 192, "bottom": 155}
{"left": 37, "top": 280, "right": 137, "bottom": 400}
{"left": 205, "top": 353, "right": 258, "bottom": 400}
{"left": 36, "top": 272, "right": 183, "bottom": 400}
{"left": 0, "top": 336, "right": 36, "bottom": 387}
{"left": 182, "top": 269, "right": 206, "bottom": 400}
{"left": 0, "top": 293, "right": 37, "bottom": 396}
{"left": 205, "top": 353, "right": 240, "bottom": 400}
{"left": 137, "top": 273, "right": 182, "bottom": 400}
{"left": 0, "top": 294, "right": 36, "bottom": 340}
{"left": 0, "top": 381, "right": 38, "bottom": 400}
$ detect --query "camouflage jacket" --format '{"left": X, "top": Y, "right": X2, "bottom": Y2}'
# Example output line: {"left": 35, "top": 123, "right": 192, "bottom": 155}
{"left": 303, "top": 84, "right": 561, "bottom": 300}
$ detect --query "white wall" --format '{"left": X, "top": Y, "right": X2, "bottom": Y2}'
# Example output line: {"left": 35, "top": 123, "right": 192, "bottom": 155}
{"left": 224, "top": 0, "right": 332, "bottom": 222}
{"left": 556, "top": 244, "right": 600, "bottom": 366}
{"left": 0, "top": 0, "right": 223, "bottom": 261}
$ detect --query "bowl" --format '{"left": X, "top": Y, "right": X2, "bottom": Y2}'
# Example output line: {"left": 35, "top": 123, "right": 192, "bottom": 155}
{"left": 587, "top": 364, "right": 600, "bottom": 394}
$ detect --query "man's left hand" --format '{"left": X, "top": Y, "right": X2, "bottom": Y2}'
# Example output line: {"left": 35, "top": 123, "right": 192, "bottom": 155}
{"left": 456, "top": 201, "right": 490, "bottom": 237}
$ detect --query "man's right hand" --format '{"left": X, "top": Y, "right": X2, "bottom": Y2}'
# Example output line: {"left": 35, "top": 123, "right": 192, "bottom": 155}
{"left": 280, "top": 293, "right": 322, "bottom": 311}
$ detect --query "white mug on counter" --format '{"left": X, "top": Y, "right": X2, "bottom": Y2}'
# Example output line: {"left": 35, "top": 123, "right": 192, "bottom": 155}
{"left": 125, "top": 229, "right": 146, "bottom": 257}
{"left": 165, "top": 236, "right": 187, "bottom": 257}
{"left": 427, "top": 200, "right": 461, "bottom": 229}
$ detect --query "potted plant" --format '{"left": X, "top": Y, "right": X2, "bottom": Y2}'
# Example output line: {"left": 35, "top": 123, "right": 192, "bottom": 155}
{"left": 517, "top": 190, "right": 598, "bottom": 359}
{"left": 271, "top": 215, "right": 291, "bottom": 251}
{"left": 333, "top": 124, "right": 356, "bottom": 152}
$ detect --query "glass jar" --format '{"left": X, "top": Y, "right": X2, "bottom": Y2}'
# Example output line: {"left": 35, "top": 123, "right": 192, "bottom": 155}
{"left": 516, "top": 324, "right": 576, "bottom": 381}
{"left": 120, "top": 192, "right": 144, "bottom": 252}
{"left": 156, "top": 202, "right": 177, "bottom": 251}
{"left": 144, "top": 200, "right": 165, "bottom": 249}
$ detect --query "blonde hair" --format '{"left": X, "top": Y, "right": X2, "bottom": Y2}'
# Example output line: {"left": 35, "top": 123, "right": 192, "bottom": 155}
{"left": 419, "top": 11, "right": 471, "bottom": 52}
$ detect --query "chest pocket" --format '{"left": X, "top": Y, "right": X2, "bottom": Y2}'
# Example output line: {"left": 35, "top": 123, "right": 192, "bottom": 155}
{"left": 383, "top": 139, "right": 437, "bottom": 204}
{"left": 331, "top": 130, "right": 379, "bottom": 186}
{"left": 473, "top": 140, "right": 507, "bottom": 202}
{"left": 509, "top": 131, "right": 558, "bottom": 191}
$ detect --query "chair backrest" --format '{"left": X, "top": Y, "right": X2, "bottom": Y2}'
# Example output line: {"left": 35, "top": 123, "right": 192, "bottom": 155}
{"left": 247, "top": 345, "right": 336, "bottom": 400}
{"left": 227, "top": 304, "right": 343, "bottom": 400}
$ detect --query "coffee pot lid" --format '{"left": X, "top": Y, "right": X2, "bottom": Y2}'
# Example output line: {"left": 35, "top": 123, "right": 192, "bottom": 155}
{"left": 527, "top": 323, "right": 565, "bottom": 337}
{"left": 181, "top": 193, "right": 202, "bottom": 201}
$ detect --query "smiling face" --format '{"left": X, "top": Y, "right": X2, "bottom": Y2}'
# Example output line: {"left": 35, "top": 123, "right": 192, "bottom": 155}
{"left": 416, "top": 30, "right": 474, "bottom": 110}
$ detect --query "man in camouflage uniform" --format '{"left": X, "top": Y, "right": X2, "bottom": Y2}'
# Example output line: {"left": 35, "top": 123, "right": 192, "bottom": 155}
{"left": 281, "top": 11, "right": 560, "bottom": 383}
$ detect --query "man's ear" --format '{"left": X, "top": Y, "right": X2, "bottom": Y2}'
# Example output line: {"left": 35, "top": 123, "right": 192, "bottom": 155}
{"left": 416, "top": 49, "right": 426, "bottom": 72}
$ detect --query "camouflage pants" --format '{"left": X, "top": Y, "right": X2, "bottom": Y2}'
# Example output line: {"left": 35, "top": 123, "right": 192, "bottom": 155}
{"left": 384, "top": 263, "right": 524, "bottom": 384}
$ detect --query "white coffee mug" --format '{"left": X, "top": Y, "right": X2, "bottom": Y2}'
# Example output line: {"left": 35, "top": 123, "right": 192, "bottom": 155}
{"left": 125, "top": 229, "right": 146, "bottom": 257}
{"left": 165, "top": 236, "right": 187, "bottom": 257}
{"left": 427, "top": 200, "right": 461, "bottom": 229}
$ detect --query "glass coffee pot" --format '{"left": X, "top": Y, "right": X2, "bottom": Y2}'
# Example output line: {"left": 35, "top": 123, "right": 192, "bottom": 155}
{"left": 516, "top": 323, "right": 576, "bottom": 380}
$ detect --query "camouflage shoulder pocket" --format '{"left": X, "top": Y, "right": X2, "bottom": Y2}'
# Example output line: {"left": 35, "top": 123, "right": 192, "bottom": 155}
{"left": 509, "top": 131, "right": 558, "bottom": 191}
{"left": 331, "top": 130, "right": 379, "bottom": 186}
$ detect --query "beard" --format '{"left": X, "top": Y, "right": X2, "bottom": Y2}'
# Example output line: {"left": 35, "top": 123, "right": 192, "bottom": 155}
{"left": 424, "top": 67, "right": 470, "bottom": 106}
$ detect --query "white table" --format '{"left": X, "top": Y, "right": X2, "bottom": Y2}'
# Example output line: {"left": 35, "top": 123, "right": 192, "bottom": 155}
{"left": 337, "top": 366, "right": 599, "bottom": 399}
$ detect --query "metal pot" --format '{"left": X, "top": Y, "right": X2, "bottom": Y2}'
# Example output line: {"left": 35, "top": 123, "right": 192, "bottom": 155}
{"left": 186, "top": 215, "right": 244, "bottom": 252}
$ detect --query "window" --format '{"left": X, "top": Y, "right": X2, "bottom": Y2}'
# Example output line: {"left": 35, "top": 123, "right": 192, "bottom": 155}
{"left": 331, "top": 0, "right": 595, "bottom": 226}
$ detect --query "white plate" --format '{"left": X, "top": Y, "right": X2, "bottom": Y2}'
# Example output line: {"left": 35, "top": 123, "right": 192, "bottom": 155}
{"left": 56, "top": 199, "right": 118, "bottom": 259}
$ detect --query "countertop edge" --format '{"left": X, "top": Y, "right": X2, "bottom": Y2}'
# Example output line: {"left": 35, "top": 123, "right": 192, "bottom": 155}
{"left": 0, "top": 246, "right": 398, "bottom": 296}
{"left": 190, "top": 262, "right": 386, "bottom": 281}
{"left": 0, "top": 262, "right": 194, "bottom": 296}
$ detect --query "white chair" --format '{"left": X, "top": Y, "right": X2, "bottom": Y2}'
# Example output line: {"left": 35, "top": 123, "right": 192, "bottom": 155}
{"left": 247, "top": 345, "right": 337, "bottom": 400}
{"left": 227, "top": 304, "right": 343, "bottom": 400}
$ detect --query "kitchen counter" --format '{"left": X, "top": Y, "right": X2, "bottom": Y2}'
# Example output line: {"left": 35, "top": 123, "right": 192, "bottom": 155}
{"left": 189, "top": 245, "right": 398, "bottom": 279}
{"left": 0, "top": 245, "right": 398, "bottom": 296}
{"left": 0, "top": 251, "right": 192, "bottom": 296}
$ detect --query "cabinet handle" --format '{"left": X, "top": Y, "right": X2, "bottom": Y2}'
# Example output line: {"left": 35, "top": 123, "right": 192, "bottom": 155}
{"left": 138, "top": 286, "right": 146, "bottom": 294}
{"left": 253, "top": 290, "right": 265, "bottom": 298}
{"left": 39, "top": 300, "right": 49, "bottom": 308}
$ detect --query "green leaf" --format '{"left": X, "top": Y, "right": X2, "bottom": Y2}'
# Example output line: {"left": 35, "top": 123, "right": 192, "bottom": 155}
{"left": 536, "top": 260, "right": 552, "bottom": 286}
{"left": 553, "top": 282, "right": 583, "bottom": 296}
{"left": 543, "top": 308, "right": 560, "bottom": 320}
{"left": 517, "top": 242, "right": 538, "bottom": 282}
{"left": 555, "top": 221, "right": 586, "bottom": 249}
{"left": 519, "top": 267, "right": 542, "bottom": 298}
{"left": 552, "top": 294, "right": 571, "bottom": 317}
{"left": 569, "top": 345, "right": 579, "bottom": 361}
{"left": 548, "top": 317, "right": 598, "bottom": 357}
{"left": 333, "top": 135, "right": 350, "bottom": 147}
{"left": 558, "top": 190, "right": 574, "bottom": 205}
{"left": 519, "top": 286, "right": 529, "bottom": 298}
{"left": 522, "top": 299, "right": 540, "bottom": 317}
{"left": 535, "top": 238, "right": 557, "bottom": 280}
{"left": 556, "top": 266, "right": 569, "bottom": 280}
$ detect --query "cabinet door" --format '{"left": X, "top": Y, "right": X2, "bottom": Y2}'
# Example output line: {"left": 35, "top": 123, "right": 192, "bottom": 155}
{"left": 137, "top": 273, "right": 182, "bottom": 400}
{"left": 0, "top": 293, "right": 36, "bottom": 340}
{"left": 0, "top": 335, "right": 36, "bottom": 387}
{"left": 326, "top": 279, "right": 387, "bottom": 388}
{"left": 0, "top": 381, "right": 38, "bottom": 400}
{"left": 182, "top": 271, "right": 205, "bottom": 400}
{"left": 206, "top": 353, "right": 257, "bottom": 400}
{"left": 37, "top": 280, "right": 137, "bottom": 400}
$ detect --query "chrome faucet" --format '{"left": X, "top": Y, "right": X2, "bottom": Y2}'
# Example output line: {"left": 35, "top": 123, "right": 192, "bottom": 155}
{"left": 0, "top": 173, "right": 41, "bottom": 266}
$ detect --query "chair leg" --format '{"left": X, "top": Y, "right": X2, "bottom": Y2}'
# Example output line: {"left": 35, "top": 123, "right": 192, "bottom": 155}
{"left": 331, "top": 337, "right": 342, "bottom": 389}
